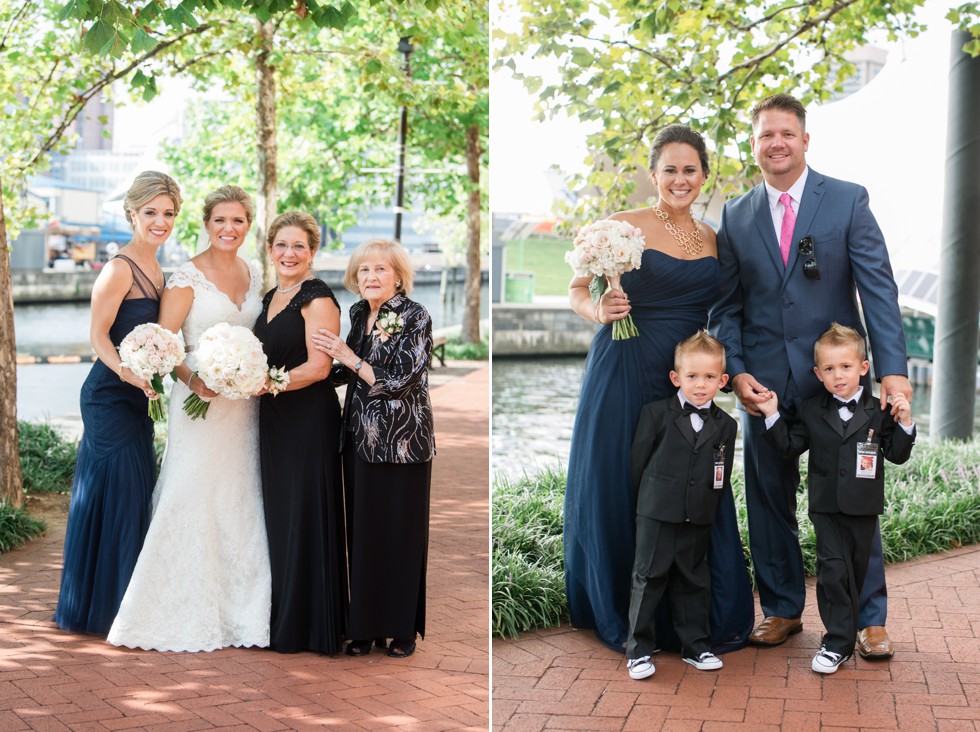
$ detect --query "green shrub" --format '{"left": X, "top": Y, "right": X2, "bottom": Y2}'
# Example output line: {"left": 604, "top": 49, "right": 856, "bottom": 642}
{"left": 492, "top": 465, "right": 568, "bottom": 638}
{"left": 492, "top": 439, "right": 980, "bottom": 638}
{"left": 0, "top": 503, "right": 46, "bottom": 554}
{"left": 444, "top": 337, "right": 489, "bottom": 361}
{"left": 18, "top": 421, "right": 77, "bottom": 494}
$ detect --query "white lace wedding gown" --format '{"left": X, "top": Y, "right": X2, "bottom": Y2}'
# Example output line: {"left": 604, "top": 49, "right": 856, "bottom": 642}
{"left": 107, "top": 260, "right": 271, "bottom": 651}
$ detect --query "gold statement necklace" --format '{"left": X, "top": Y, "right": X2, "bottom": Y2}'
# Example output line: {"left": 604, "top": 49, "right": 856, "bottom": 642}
{"left": 653, "top": 204, "right": 704, "bottom": 257}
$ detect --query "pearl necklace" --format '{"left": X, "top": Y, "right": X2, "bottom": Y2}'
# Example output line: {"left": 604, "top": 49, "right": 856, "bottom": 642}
{"left": 653, "top": 204, "right": 704, "bottom": 257}
{"left": 276, "top": 277, "right": 309, "bottom": 294}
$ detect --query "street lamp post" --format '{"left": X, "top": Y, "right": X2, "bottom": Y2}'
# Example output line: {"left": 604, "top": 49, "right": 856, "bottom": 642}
{"left": 394, "top": 36, "right": 413, "bottom": 242}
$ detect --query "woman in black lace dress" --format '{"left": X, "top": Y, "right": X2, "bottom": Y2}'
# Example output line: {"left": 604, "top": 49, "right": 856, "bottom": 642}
{"left": 312, "top": 238, "right": 435, "bottom": 659}
{"left": 254, "top": 211, "right": 347, "bottom": 654}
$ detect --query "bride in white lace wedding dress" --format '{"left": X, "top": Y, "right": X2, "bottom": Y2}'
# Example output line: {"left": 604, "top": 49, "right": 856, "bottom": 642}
{"left": 108, "top": 187, "right": 271, "bottom": 651}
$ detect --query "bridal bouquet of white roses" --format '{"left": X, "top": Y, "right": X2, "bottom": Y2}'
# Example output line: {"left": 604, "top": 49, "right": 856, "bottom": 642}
{"left": 183, "top": 323, "right": 289, "bottom": 420}
{"left": 118, "top": 323, "right": 186, "bottom": 421}
{"left": 564, "top": 219, "right": 645, "bottom": 340}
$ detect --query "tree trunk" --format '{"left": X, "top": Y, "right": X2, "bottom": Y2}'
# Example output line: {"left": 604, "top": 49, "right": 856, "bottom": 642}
{"left": 255, "top": 19, "right": 279, "bottom": 290}
{"left": 0, "top": 178, "right": 24, "bottom": 507}
{"left": 460, "top": 123, "right": 482, "bottom": 344}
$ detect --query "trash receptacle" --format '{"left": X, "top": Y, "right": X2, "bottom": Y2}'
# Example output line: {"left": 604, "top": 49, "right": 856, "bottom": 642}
{"left": 504, "top": 272, "right": 534, "bottom": 303}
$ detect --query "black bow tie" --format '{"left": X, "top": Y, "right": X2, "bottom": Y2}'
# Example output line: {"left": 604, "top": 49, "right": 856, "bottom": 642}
{"left": 838, "top": 399, "right": 858, "bottom": 412}
{"left": 682, "top": 403, "right": 711, "bottom": 418}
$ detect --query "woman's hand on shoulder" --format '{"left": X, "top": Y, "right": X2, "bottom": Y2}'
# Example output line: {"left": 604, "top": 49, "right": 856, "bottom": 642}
{"left": 312, "top": 327, "right": 355, "bottom": 367}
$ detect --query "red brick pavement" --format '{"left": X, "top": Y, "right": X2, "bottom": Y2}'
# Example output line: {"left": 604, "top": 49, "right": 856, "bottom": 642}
{"left": 493, "top": 543, "right": 980, "bottom": 731}
{"left": 1, "top": 363, "right": 489, "bottom": 731}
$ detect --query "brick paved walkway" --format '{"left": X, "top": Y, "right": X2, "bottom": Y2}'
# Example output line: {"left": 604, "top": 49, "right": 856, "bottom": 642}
{"left": 1, "top": 363, "right": 489, "bottom": 731}
{"left": 493, "top": 543, "right": 980, "bottom": 731}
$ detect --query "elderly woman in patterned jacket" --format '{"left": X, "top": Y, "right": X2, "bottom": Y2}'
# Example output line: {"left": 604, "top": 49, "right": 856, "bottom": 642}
{"left": 311, "top": 237, "right": 436, "bottom": 660}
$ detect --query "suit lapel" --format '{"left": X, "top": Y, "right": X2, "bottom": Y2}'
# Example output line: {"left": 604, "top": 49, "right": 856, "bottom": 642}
{"left": 694, "top": 413, "right": 720, "bottom": 450}
{"left": 821, "top": 393, "right": 845, "bottom": 437}
{"left": 843, "top": 394, "right": 876, "bottom": 441}
{"left": 750, "top": 185, "right": 785, "bottom": 278}
{"left": 671, "top": 400, "right": 697, "bottom": 448}
{"left": 785, "top": 169, "right": 826, "bottom": 284}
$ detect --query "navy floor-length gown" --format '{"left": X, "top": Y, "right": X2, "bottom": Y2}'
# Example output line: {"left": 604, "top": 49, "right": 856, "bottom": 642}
{"left": 55, "top": 257, "right": 158, "bottom": 635}
{"left": 564, "top": 248, "right": 754, "bottom": 653}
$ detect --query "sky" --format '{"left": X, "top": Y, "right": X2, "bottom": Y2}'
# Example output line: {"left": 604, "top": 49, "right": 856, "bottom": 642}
{"left": 490, "top": 0, "right": 957, "bottom": 271}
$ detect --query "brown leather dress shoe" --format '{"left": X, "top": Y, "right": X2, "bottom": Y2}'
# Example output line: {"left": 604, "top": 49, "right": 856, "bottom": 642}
{"left": 748, "top": 616, "right": 803, "bottom": 646}
{"left": 856, "top": 626, "right": 894, "bottom": 659}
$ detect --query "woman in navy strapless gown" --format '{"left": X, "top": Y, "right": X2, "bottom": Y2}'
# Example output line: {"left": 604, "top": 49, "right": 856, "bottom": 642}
{"left": 564, "top": 126, "right": 754, "bottom": 653}
{"left": 54, "top": 172, "right": 183, "bottom": 635}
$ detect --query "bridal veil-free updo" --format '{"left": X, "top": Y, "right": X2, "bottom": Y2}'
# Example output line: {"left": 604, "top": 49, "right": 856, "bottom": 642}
{"left": 123, "top": 171, "right": 183, "bottom": 230}
{"left": 202, "top": 185, "right": 255, "bottom": 224}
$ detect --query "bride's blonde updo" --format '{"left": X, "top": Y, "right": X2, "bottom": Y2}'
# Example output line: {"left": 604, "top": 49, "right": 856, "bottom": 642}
{"left": 202, "top": 185, "right": 255, "bottom": 224}
{"left": 123, "top": 171, "right": 183, "bottom": 230}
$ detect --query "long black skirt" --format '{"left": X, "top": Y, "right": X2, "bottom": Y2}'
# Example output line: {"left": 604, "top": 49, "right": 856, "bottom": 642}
{"left": 343, "top": 441, "right": 431, "bottom": 641}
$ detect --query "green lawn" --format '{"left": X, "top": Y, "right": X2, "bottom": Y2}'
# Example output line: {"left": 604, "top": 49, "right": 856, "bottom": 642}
{"left": 503, "top": 238, "right": 573, "bottom": 298}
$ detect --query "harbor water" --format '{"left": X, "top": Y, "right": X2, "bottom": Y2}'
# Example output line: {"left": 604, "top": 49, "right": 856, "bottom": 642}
{"left": 16, "top": 280, "right": 488, "bottom": 422}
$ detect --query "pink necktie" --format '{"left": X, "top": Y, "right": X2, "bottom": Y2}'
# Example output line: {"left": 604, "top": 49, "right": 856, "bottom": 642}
{"left": 778, "top": 192, "right": 795, "bottom": 267}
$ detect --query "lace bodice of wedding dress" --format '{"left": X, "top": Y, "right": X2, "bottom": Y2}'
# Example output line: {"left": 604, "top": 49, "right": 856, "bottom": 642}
{"left": 107, "top": 258, "right": 272, "bottom": 652}
{"left": 168, "top": 260, "right": 265, "bottom": 367}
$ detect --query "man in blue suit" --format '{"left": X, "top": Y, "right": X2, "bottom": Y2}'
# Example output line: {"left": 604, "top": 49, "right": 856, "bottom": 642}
{"left": 709, "top": 93, "right": 912, "bottom": 657}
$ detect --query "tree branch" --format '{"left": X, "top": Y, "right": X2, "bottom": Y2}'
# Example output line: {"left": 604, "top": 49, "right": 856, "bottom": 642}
{"left": 0, "top": 0, "right": 35, "bottom": 52}
{"left": 23, "top": 22, "right": 217, "bottom": 171}
{"left": 719, "top": 0, "right": 860, "bottom": 79}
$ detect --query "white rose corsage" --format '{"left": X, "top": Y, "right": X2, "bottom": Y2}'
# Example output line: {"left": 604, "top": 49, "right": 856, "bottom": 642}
{"left": 373, "top": 311, "right": 404, "bottom": 343}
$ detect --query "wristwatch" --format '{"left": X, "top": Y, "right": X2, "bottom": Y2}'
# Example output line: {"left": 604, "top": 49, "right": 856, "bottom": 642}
{"left": 354, "top": 359, "right": 364, "bottom": 372}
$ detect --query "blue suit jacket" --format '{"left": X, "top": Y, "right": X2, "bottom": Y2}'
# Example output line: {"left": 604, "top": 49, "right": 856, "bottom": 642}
{"left": 709, "top": 167, "right": 908, "bottom": 404}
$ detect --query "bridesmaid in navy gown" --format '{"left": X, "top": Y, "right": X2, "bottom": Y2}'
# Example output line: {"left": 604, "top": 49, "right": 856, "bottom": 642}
{"left": 55, "top": 171, "right": 183, "bottom": 635}
{"left": 564, "top": 126, "right": 754, "bottom": 653}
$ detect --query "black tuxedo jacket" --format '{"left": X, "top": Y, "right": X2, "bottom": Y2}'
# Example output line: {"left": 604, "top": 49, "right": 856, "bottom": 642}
{"left": 764, "top": 390, "right": 915, "bottom": 515}
{"left": 630, "top": 396, "right": 738, "bottom": 526}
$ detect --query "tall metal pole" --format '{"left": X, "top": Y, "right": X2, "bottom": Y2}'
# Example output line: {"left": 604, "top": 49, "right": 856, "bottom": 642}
{"left": 931, "top": 29, "right": 980, "bottom": 441}
{"left": 394, "top": 36, "right": 413, "bottom": 242}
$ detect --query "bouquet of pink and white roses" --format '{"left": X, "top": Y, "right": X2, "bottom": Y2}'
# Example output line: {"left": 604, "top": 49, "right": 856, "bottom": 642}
{"left": 564, "top": 219, "right": 645, "bottom": 340}
{"left": 117, "top": 323, "right": 185, "bottom": 421}
{"left": 183, "top": 323, "right": 289, "bottom": 420}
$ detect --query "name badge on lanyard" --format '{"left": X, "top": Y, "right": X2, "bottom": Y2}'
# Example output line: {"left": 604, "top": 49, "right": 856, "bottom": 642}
{"left": 713, "top": 444, "right": 726, "bottom": 490}
{"left": 856, "top": 429, "right": 879, "bottom": 480}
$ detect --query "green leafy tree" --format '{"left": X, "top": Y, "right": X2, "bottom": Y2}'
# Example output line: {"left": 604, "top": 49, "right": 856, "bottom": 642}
{"left": 494, "top": 0, "right": 980, "bottom": 222}
{"left": 0, "top": 0, "right": 487, "bottom": 504}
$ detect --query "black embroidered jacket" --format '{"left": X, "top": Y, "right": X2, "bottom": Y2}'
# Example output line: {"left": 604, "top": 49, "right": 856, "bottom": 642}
{"left": 334, "top": 293, "right": 436, "bottom": 464}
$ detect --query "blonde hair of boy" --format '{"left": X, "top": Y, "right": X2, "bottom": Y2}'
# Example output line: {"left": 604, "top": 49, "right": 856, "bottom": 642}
{"left": 813, "top": 322, "right": 867, "bottom": 363}
{"left": 674, "top": 330, "right": 727, "bottom": 372}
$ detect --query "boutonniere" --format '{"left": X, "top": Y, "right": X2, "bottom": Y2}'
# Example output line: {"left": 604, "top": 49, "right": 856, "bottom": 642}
{"left": 372, "top": 311, "right": 405, "bottom": 343}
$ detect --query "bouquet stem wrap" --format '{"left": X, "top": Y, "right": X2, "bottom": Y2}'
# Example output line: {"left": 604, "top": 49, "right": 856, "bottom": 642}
{"left": 564, "top": 219, "right": 646, "bottom": 341}
{"left": 605, "top": 274, "right": 639, "bottom": 341}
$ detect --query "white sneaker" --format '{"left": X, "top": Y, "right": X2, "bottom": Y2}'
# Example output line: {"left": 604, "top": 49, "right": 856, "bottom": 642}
{"left": 811, "top": 646, "right": 851, "bottom": 674}
{"left": 682, "top": 652, "right": 723, "bottom": 671}
{"left": 627, "top": 655, "right": 656, "bottom": 680}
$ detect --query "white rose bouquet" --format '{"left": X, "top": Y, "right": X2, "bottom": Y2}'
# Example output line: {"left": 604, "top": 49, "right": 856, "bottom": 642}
{"left": 183, "top": 323, "right": 289, "bottom": 420}
{"left": 564, "top": 219, "right": 645, "bottom": 340}
{"left": 117, "top": 322, "right": 185, "bottom": 421}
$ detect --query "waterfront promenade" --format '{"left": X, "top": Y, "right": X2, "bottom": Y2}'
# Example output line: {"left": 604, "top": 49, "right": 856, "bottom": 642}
{"left": 493, "top": 543, "right": 980, "bottom": 731}
{"left": 1, "top": 362, "right": 489, "bottom": 730}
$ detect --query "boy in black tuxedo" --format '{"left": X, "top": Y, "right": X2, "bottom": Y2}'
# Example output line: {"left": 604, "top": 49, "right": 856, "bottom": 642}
{"left": 758, "top": 323, "right": 914, "bottom": 674}
{"left": 626, "top": 331, "right": 737, "bottom": 680}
